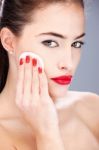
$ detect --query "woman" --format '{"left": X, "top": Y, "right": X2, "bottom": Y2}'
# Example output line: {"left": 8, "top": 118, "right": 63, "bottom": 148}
{"left": 0, "top": 0, "right": 99, "bottom": 149}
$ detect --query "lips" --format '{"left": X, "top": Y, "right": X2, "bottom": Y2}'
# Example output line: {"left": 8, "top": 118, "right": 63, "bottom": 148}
{"left": 51, "top": 75, "right": 72, "bottom": 85}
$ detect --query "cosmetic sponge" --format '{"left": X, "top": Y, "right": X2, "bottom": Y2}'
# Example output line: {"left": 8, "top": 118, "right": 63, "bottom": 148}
{"left": 19, "top": 51, "right": 44, "bottom": 69}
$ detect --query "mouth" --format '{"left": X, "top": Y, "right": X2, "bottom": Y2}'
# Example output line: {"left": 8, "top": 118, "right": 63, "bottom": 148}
{"left": 51, "top": 75, "right": 73, "bottom": 85}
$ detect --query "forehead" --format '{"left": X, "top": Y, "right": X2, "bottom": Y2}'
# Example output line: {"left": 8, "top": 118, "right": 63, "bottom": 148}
{"left": 25, "top": 3, "right": 85, "bottom": 38}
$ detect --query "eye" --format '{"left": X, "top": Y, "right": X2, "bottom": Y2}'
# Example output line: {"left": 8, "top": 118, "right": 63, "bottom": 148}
{"left": 41, "top": 40, "right": 59, "bottom": 48}
{"left": 72, "top": 41, "right": 84, "bottom": 49}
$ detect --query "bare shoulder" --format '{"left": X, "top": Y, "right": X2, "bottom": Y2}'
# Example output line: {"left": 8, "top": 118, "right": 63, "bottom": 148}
{"left": 73, "top": 91, "right": 99, "bottom": 140}
{"left": 73, "top": 91, "right": 99, "bottom": 114}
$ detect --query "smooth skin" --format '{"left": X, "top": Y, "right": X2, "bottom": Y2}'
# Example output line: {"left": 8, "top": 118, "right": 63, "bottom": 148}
{"left": 0, "top": 3, "right": 99, "bottom": 150}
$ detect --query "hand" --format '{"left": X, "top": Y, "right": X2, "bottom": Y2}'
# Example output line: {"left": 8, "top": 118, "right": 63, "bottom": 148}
{"left": 15, "top": 56, "right": 59, "bottom": 136}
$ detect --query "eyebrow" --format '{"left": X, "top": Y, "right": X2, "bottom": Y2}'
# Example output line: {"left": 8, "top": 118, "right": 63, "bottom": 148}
{"left": 36, "top": 32, "right": 86, "bottom": 40}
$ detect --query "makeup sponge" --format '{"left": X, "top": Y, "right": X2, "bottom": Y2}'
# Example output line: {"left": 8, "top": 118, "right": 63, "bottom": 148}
{"left": 19, "top": 51, "right": 44, "bottom": 69}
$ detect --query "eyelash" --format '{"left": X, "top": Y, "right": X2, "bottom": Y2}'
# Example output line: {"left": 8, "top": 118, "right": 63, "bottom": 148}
{"left": 71, "top": 41, "right": 84, "bottom": 48}
{"left": 41, "top": 40, "right": 84, "bottom": 49}
{"left": 42, "top": 40, "right": 59, "bottom": 48}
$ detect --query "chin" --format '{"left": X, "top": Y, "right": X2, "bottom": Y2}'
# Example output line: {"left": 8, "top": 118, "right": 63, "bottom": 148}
{"left": 48, "top": 84, "right": 69, "bottom": 101}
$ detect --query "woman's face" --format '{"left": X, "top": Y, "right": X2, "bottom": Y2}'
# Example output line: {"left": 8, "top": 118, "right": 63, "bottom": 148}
{"left": 15, "top": 3, "right": 85, "bottom": 100}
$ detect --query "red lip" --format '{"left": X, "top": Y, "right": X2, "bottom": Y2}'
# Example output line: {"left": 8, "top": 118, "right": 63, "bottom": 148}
{"left": 51, "top": 75, "right": 72, "bottom": 85}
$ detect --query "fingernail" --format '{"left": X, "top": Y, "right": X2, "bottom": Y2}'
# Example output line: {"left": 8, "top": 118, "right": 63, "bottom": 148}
{"left": 26, "top": 56, "right": 30, "bottom": 63}
{"left": 20, "top": 58, "right": 24, "bottom": 65}
{"left": 32, "top": 58, "right": 37, "bottom": 66}
{"left": 38, "top": 67, "right": 42, "bottom": 74}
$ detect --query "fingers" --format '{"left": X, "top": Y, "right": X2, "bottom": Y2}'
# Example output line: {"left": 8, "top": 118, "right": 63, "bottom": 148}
{"left": 39, "top": 68, "right": 49, "bottom": 97}
{"left": 15, "top": 58, "right": 24, "bottom": 105}
{"left": 23, "top": 56, "right": 33, "bottom": 105}
{"left": 31, "top": 58, "right": 39, "bottom": 100}
{"left": 16, "top": 54, "right": 49, "bottom": 109}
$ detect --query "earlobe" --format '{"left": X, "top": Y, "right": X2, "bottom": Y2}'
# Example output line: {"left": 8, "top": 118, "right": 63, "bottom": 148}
{"left": 0, "top": 27, "right": 16, "bottom": 54}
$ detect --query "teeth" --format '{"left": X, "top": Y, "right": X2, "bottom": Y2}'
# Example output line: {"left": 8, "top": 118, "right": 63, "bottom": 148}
{"left": 19, "top": 51, "right": 44, "bottom": 69}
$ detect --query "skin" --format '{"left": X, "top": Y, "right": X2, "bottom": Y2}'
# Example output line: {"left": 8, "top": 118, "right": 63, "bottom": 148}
{"left": 0, "top": 2, "right": 99, "bottom": 150}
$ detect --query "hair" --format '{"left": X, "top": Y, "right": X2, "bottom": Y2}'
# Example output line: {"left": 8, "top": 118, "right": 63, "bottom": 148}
{"left": 0, "top": 0, "right": 84, "bottom": 93}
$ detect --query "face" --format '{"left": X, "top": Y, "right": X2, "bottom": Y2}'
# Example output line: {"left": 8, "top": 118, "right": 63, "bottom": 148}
{"left": 15, "top": 3, "right": 85, "bottom": 100}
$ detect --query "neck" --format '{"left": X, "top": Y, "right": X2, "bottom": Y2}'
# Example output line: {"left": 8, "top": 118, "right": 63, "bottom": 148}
{"left": 0, "top": 55, "right": 22, "bottom": 119}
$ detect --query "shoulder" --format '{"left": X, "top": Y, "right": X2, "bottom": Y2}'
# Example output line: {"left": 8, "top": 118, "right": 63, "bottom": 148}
{"left": 73, "top": 91, "right": 99, "bottom": 140}
{"left": 73, "top": 91, "right": 99, "bottom": 114}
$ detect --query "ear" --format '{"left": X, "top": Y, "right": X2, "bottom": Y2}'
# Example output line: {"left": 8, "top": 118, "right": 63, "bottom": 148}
{"left": 0, "top": 27, "right": 17, "bottom": 54}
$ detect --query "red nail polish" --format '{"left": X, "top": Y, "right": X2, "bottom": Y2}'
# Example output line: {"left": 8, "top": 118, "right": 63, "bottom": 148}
{"left": 20, "top": 58, "right": 24, "bottom": 65}
{"left": 38, "top": 67, "right": 42, "bottom": 74}
{"left": 32, "top": 58, "right": 37, "bottom": 66}
{"left": 26, "top": 56, "right": 30, "bottom": 63}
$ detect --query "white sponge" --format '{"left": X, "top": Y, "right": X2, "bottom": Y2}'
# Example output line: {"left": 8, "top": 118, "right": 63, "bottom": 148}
{"left": 19, "top": 51, "right": 44, "bottom": 69}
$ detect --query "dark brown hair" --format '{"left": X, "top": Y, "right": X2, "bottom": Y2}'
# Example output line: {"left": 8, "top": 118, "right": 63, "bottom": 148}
{"left": 0, "top": 0, "right": 84, "bottom": 92}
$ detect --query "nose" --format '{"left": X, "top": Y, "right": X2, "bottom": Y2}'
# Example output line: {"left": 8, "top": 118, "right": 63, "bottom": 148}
{"left": 58, "top": 51, "right": 73, "bottom": 73}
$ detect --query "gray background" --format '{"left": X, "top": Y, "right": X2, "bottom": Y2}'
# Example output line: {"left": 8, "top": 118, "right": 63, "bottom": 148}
{"left": 70, "top": 0, "right": 99, "bottom": 95}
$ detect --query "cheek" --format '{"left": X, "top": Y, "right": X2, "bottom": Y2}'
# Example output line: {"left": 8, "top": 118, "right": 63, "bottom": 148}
{"left": 44, "top": 62, "right": 54, "bottom": 79}
{"left": 47, "top": 79, "right": 69, "bottom": 100}
{"left": 42, "top": 52, "right": 57, "bottom": 70}
{"left": 73, "top": 49, "right": 81, "bottom": 59}
{"left": 72, "top": 51, "right": 81, "bottom": 70}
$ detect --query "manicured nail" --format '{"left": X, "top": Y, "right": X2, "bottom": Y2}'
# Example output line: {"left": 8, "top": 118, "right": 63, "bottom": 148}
{"left": 26, "top": 56, "right": 30, "bottom": 63}
{"left": 32, "top": 58, "right": 37, "bottom": 66}
{"left": 20, "top": 58, "right": 24, "bottom": 65}
{"left": 38, "top": 67, "right": 42, "bottom": 74}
